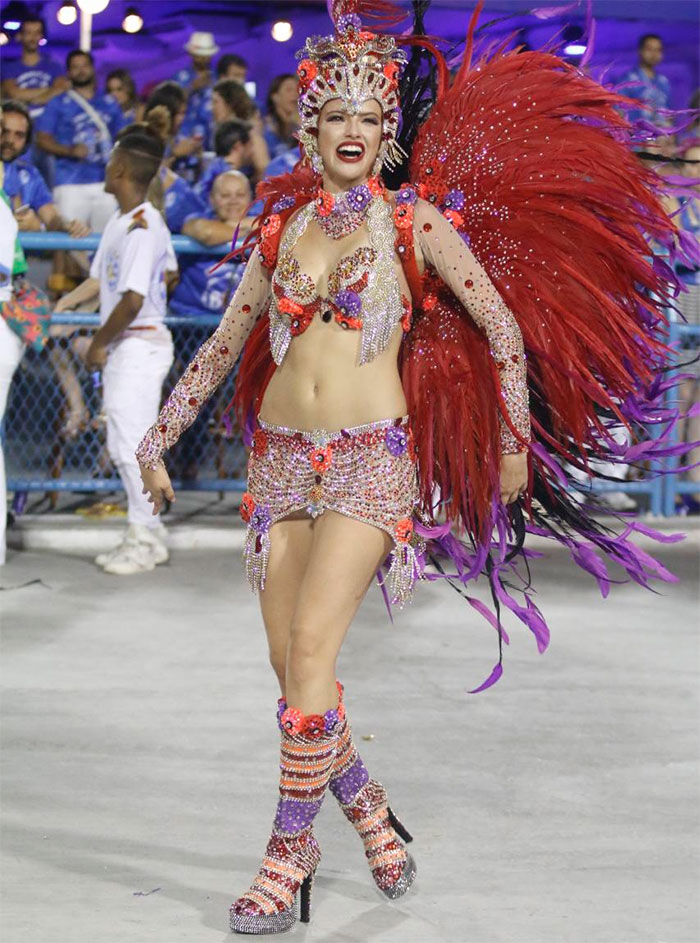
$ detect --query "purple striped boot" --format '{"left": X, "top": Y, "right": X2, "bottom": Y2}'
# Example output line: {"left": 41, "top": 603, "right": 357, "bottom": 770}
{"left": 329, "top": 680, "right": 416, "bottom": 898}
{"left": 229, "top": 703, "right": 340, "bottom": 934}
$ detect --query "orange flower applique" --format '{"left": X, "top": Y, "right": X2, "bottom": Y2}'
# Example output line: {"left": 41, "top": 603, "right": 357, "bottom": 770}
{"left": 278, "top": 296, "right": 304, "bottom": 316}
{"left": 394, "top": 518, "right": 414, "bottom": 543}
{"left": 240, "top": 492, "right": 255, "bottom": 523}
{"left": 252, "top": 429, "right": 268, "bottom": 458}
{"left": 310, "top": 445, "right": 333, "bottom": 473}
{"left": 261, "top": 214, "right": 281, "bottom": 238}
{"left": 443, "top": 208, "right": 464, "bottom": 229}
{"left": 297, "top": 59, "right": 318, "bottom": 88}
{"left": 315, "top": 190, "right": 334, "bottom": 218}
{"left": 394, "top": 204, "right": 413, "bottom": 229}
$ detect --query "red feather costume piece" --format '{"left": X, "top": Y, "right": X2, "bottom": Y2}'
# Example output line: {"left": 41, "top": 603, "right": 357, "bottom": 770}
{"left": 229, "top": 1, "right": 697, "bottom": 690}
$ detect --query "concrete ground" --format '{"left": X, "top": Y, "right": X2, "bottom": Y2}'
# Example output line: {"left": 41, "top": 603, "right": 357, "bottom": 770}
{"left": 1, "top": 519, "right": 698, "bottom": 943}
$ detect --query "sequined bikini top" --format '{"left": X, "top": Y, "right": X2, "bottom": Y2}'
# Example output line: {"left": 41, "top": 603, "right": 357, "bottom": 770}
{"left": 267, "top": 197, "right": 407, "bottom": 366}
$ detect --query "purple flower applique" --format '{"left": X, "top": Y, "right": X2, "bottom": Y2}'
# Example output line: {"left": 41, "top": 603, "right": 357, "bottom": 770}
{"left": 323, "top": 708, "right": 339, "bottom": 733}
{"left": 346, "top": 184, "right": 372, "bottom": 212}
{"left": 385, "top": 426, "right": 408, "bottom": 457}
{"left": 337, "top": 12, "right": 362, "bottom": 31}
{"left": 250, "top": 504, "right": 271, "bottom": 534}
{"left": 334, "top": 289, "right": 361, "bottom": 317}
{"left": 272, "top": 195, "right": 295, "bottom": 213}
{"left": 396, "top": 186, "right": 417, "bottom": 205}
{"left": 444, "top": 189, "right": 465, "bottom": 211}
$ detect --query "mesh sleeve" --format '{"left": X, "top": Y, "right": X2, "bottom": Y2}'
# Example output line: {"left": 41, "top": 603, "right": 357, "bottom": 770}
{"left": 414, "top": 198, "right": 530, "bottom": 453}
{"left": 136, "top": 246, "right": 271, "bottom": 470}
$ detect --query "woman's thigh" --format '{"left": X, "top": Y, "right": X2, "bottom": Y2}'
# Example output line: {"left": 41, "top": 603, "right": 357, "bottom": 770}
{"left": 290, "top": 509, "right": 393, "bottom": 662}
{"left": 259, "top": 512, "right": 315, "bottom": 676}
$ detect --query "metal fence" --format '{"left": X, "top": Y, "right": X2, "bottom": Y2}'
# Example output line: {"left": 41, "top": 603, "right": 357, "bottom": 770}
{"left": 4, "top": 233, "right": 699, "bottom": 516}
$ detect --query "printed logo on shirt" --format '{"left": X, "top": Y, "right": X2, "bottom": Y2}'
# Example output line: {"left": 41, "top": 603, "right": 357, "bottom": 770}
{"left": 106, "top": 250, "right": 119, "bottom": 291}
{"left": 127, "top": 208, "right": 148, "bottom": 233}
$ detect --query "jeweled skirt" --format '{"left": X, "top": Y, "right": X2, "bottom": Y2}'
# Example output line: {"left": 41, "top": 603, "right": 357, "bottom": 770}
{"left": 240, "top": 415, "right": 425, "bottom": 605}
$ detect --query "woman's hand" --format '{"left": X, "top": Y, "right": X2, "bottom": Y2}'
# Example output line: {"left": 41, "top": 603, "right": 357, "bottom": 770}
{"left": 500, "top": 451, "right": 528, "bottom": 504}
{"left": 140, "top": 463, "right": 175, "bottom": 515}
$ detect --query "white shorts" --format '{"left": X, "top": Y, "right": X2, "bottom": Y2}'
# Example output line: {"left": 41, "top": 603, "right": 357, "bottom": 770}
{"left": 53, "top": 182, "right": 117, "bottom": 233}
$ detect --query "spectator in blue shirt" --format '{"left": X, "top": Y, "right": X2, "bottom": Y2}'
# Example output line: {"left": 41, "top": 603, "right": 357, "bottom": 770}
{"left": 1, "top": 15, "right": 68, "bottom": 187}
{"left": 35, "top": 49, "right": 125, "bottom": 232}
{"left": 195, "top": 119, "right": 252, "bottom": 202}
{"left": 170, "top": 170, "right": 251, "bottom": 317}
{"left": 1, "top": 101, "right": 88, "bottom": 237}
{"left": 209, "top": 81, "right": 269, "bottom": 184}
{"left": 622, "top": 34, "right": 674, "bottom": 156}
{"left": 263, "top": 74, "right": 300, "bottom": 161}
{"left": 172, "top": 32, "right": 219, "bottom": 182}
{"left": 106, "top": 69, "right": 141, "bottom": 125}
{"left": 216, "top": 54, "right": 248, "bottom": 86}
{"left": 0, "top": 16, "right": 67, "bottom": 122}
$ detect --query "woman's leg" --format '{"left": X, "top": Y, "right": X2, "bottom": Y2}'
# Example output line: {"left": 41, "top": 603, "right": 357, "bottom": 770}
{"left": 259, "top": 513, "right": 315, "bottom": 695}
{"left": 285, "top": 510, "right": 392, "bottom": 714}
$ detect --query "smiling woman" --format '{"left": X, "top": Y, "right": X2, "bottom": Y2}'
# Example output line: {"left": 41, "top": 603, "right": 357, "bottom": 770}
{"left": 133, "top": 0, "right": 696, "bottom": 935}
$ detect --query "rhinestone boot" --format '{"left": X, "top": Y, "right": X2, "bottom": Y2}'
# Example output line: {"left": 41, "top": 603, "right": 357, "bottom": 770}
{"left": 229, "top": 703, "right": 340, "bottom": 934}
{"left": 329, "top": 681, "right": 416, "bottom": 898}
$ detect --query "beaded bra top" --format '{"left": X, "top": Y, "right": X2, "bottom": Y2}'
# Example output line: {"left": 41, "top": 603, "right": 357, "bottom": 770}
{"left": 267, "top": 195, "right": 407, "bottom": 366}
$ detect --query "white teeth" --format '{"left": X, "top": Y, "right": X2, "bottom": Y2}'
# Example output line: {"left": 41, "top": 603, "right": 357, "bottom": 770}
{"left": 338, "top": 145, "right": 363, "bottom": 157}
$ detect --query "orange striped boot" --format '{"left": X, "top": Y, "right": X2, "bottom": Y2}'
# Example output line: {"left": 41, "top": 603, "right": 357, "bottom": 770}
{"left": 229, "top": 703, "right": 340, "bottom": 934}
{"left": 330, "top": 681, "right": 416, "bottom": 898}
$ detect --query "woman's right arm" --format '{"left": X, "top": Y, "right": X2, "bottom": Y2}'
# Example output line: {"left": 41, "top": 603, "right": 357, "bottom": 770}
{"left": 136, "top": 245, "right": 271, "bottom": 472}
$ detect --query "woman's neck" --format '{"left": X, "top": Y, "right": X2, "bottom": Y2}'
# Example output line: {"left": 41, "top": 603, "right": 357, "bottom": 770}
{"left": 321, "top": 174, "right": 369, "bottom": 195}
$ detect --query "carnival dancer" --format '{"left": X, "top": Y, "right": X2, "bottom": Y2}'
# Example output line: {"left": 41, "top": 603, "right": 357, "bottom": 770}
{"left": 58, "top": 109, "right": 177, "bottom": 574}
{"left": 136, "top": 0, "right": 697, "bottom": 933}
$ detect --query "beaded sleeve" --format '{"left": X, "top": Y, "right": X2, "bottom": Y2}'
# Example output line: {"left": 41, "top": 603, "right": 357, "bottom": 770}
{"left": 413, "top": 199, "right": 531, "bottom": 454}
{"left": 136, "top": 247, "right": 271, "bottom": 470}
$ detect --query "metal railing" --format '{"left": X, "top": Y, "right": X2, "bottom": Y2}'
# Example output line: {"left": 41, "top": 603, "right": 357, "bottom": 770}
{"left": 4, "top": 233, "right": 698, "bottom": 515}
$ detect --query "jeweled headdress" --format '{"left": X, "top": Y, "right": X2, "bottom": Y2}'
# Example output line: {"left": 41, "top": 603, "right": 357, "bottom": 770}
{"left": 295, "top": 2, "right": 408, "bottom": 174}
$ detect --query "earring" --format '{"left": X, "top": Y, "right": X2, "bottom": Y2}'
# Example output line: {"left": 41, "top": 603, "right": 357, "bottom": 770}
{"left": 311, "top": 152, "right": 325, "bottom": 175}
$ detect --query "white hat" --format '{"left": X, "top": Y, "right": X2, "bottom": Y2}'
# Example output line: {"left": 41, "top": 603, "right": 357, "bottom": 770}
{"left": 184, "top": 32, "right": 219, "bottom": 57}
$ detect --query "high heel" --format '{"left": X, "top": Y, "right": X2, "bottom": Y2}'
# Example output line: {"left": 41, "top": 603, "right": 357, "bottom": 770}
{"left": 387, "top": 806, "right": 413, "bottom": 844}
{"left": 229, "top": 702, "right": 340, "bottom": 935}
{"left": 299, "top": 868, "right": 316, "bottom": 924}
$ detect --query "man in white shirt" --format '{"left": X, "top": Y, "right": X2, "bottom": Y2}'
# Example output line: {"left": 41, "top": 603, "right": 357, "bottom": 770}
{"left": 56, "top": 117, "right": 177, "bottom": 574}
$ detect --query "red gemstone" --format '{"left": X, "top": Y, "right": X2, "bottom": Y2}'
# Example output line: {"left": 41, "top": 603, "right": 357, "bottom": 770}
{"left": 188, "top": 397, "right": 197, "bottom": 406}
{"left": 159, "top": 424, "right": 167, "bottom": 433}
{"left": 220, "top": 346, "right": 229, "bottom": 355}
{"left": 465, "top": 279, "right": 474, "bottom": 288}
{"left": 422, "top": 223, "right": 432, "bottom": 232}
{"left": 191, "top": 363, "right": 199, "bottom": 372}
{"left": 242, "top": 304, "right": 251, "bottom": 313}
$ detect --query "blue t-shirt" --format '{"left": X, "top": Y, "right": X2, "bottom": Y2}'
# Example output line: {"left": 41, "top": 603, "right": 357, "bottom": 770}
{"left": 264, "top": 150, "right": 300, "bottom": 179}
{"left": 621, "top": 67, "right": 672, "bottom": 126}
{"left": 170, "top": 210, "right": 244, "bottom": 317}
{"left": 163, "top": 173, "right": 207, "bottom": 233}
{"left": 36, "top": 91, "right": 125, "bottom": 186}
{"left": 2, "top": 55, "right": 63, "bottom": 119}
{"left": 1, "top": 158, "right": 53, "bottom": 212}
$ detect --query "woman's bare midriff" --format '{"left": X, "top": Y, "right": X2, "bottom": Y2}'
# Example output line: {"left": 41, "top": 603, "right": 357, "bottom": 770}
{"left": 259, "top": 314, "right": 408, "bottom": 430}
{"left": 258, "top": 213, "right": 423, "bottom": 431}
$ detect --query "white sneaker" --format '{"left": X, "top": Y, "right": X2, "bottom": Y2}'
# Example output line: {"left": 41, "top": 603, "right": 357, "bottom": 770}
{"left": 100, "top": 524, "right": 169, "bottom": 575}
{"left": 102, "top": 540, "right": 157, "bottom": 575}
{"left": 96, "top": 524, "right": 168, "bottom": 568}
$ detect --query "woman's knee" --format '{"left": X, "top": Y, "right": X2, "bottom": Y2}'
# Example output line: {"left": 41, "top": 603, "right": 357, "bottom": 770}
{"left": 286, "top": 623, "right": 334, "bottom": 682}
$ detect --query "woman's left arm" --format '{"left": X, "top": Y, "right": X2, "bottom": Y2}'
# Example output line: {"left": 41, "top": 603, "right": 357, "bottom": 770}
{"left": 413, "top": 198, "right": 529, "bottom": 501}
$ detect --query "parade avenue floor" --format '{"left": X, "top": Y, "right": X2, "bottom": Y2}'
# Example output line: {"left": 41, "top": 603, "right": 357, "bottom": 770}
{"left": 1, "top": 517, "right": 698, "bottom": 943}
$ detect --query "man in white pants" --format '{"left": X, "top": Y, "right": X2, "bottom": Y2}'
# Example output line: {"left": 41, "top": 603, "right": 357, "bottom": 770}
{"left": 56, "top": 117, "right": 177, "bottom": 574}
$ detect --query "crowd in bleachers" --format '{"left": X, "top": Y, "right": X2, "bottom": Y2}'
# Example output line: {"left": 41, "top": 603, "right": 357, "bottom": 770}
{"left": 1, "top": 17, "right": 303, "bottom": 318}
